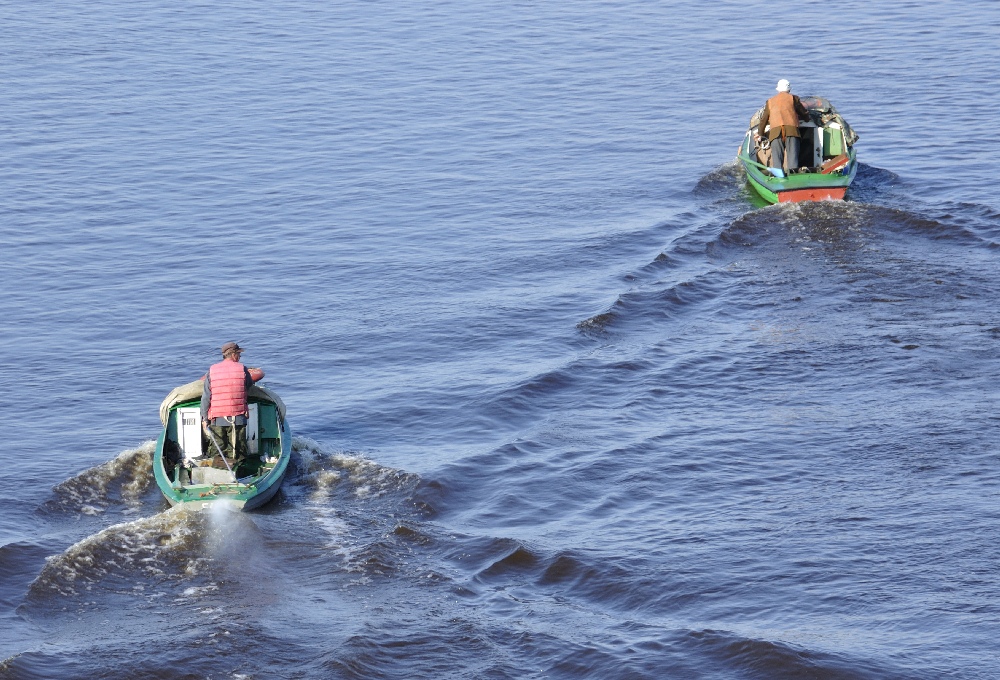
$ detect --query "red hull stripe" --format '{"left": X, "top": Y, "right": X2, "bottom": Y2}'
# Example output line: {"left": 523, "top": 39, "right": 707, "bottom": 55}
{"left": 777, "top": 187, "right": 847, "bottom": 203}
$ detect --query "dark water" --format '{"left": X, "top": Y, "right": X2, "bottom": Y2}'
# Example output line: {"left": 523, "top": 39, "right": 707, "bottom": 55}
{"left": 3, "top": 1, "right": 1000, "bottom": 678}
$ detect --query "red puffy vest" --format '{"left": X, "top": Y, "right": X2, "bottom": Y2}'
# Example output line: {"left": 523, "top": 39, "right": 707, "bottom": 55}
{"left": 207, "top": 360, "right": 249, "bottom": 419}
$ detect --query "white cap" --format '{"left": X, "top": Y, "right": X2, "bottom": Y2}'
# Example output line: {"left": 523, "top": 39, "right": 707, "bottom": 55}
{"left": 776, "top": 79, "right": 791, "bottom": 92}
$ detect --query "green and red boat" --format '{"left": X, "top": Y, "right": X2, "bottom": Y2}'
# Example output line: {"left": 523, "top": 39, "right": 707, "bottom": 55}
{"left": 154, "top": 380, "right": 291, "bottom": 511}
{"left": 737, "top": 96, "right": 859, "bottom": 204}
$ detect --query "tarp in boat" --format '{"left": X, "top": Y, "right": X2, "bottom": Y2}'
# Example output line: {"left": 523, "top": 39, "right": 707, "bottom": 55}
{"left": 159, "top": 379, "right": 287, "bottom": 426}
{"left": 798, "top": 95, "right": 833, "bottom": 113}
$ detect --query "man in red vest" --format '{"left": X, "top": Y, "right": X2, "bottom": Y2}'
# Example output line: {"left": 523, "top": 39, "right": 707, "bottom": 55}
{"left": 200, "top": 342, "right": 264, "bottom": 469}
{"left": 756, "top": 79, "right": 809, "bottom": 173}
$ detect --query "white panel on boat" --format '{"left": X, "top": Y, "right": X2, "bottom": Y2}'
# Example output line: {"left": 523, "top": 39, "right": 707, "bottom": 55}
{"left": 176, "top": 407, "right": 202, "bottom": 462}
{"left": 248, "top": 403, "right": 259, "bottom": 454}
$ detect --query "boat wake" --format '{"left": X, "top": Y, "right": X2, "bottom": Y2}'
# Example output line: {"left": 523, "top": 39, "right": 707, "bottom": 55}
{"left": 574, "top": 177, "right": 1000, "bottom": 351}
{"left": 577, "top": 267, "right": 728, "bottom": 336}
{"left": 711, "top": 198, "right": 998, "bottom": 253}
{"left": 26, "top": 438, "right": 424, "bottom": 605}
{"left": 45, "top": 442, "right": 156, "bottom": 516}
{"left": 284, "top": 437, "right": 426, "bottom": 575}
{"left": 26, "top": 507, "right": 214, "bottom": 600}
{"left": 288, "top": 436, "right": 419, "bottom": 503}
{"left": 844, "top": 163, "right": 902, "bottom": 204}
{"left": 692, "top": 159, "right": 745, "bottom": 197}
{"left": 710, "top": 199, "right": 874, "bottom": 255}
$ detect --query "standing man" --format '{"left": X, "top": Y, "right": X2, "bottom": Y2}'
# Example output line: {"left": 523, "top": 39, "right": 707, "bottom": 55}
{"left": 756, "top": 79, "right": 809, "bottom": 173}
{"left": 201, "top": 342, "right": 264, "bottom": 469}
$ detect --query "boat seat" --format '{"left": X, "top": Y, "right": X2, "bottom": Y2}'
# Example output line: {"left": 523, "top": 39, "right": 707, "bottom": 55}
{"left": 190, "top": 467, "right": 236, "bottom": 485}
{"left": 820, "top": 153, "right": 850, "bottom": 174}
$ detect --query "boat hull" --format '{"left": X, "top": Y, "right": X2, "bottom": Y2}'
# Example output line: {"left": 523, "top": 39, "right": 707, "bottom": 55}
{"left": 154, "top": 432, "right": 290, "bottom": 510}
{"left": 153, "top": 383, "right": 291, "bottom": 511}
{"left": 738, "top": 132, "right": 857, "bottom": 205}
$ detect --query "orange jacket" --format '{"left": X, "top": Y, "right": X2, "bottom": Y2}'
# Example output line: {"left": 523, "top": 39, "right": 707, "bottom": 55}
{"left": 758, "top": 93, "right": 807, "bottom": 140}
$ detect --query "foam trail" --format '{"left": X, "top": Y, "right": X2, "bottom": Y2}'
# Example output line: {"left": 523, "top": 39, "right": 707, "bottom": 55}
{"left": 28, "top": 507, "right": 206, "bottom": 598}
{"left": 49, "top": 442, "right": 156, "bottom": 514}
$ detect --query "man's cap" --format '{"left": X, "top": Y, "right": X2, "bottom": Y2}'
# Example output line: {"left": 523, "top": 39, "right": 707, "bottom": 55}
{"left": 776, "top": 79, "right": 791, "bottom": 92}
{"left": 221, "top": 342, "right": 244, "bottom": 355}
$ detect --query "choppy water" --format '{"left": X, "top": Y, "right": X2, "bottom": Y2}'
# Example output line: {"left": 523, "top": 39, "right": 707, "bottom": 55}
{"left": 2, "top": 1, "right": 1000, "bottom": 678}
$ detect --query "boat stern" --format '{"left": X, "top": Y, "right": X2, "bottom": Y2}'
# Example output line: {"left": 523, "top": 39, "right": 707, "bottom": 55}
{"left": 776, "top": 186, "right": 848, "bottom": 202}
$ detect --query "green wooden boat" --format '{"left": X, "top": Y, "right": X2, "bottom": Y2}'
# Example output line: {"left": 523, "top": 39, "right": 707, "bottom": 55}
{"left": 737, "top": 96, "right": 859, "bottom": 204}
{"left": 154, "top": 380, "right": 291, "bottom": 511}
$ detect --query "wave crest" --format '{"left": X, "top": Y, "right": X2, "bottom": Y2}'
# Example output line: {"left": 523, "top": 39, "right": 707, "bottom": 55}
{"left": 47, "top": 442, "right": 156, "bottom": 515}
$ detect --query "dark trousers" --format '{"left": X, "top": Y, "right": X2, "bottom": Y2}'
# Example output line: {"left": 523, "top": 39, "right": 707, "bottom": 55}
{"left": 205, "top": 421, "right": 247, "bottom": 469}
{"left": 770, "top": 135, "right": 800, "bottom": 171}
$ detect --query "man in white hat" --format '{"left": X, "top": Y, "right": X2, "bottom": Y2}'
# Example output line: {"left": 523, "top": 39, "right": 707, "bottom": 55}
{"left": 756, "top": 79, "right": 809, "bottom": 173}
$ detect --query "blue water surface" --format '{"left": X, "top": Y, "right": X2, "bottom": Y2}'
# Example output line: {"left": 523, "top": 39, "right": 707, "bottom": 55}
{"left": 2, "top": 1, "right": 1000, "bottom": 678}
